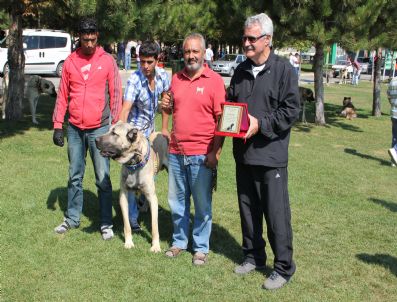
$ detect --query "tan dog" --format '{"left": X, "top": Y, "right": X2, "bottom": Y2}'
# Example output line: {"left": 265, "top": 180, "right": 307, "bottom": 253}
{"left": 95, "top": 122, "right": 169, "bottom": 252}
{"left": 0, "top": 73, "right": 56, "bottom": 123}
{"left": 340, "top": 68, "right": 348, "bottom": 84}
{"left": 340, "top": 97, "right": 357, "bottom": 120}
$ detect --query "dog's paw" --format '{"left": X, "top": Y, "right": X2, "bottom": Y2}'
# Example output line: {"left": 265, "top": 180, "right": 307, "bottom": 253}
{"left": 124, "top": 240, "right": 135, "bottom": 249}
{"left": 150, "top": 244, "right": 161, "bottom": 253}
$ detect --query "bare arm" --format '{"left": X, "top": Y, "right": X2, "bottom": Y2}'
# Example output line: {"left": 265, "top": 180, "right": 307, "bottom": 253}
{"left": 119, "top": 100, "right": 133, "bottom": 123}
{"left": 161, "top": 110, "right": 170, "bottom": 140}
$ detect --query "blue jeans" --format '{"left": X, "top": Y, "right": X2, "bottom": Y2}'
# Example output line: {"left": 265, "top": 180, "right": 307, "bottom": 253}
{"left": 117, "top": 52, "right": 125, "bottom": 68}
{"left": 65, "top": 124, "right": 113, "bottom": 228}
{"left": 392, "top": 118, "right": 397, "bottom": 150}
{"left": 352, "top": 71, "right": 360, "bottom": 85}
{"left": 168, "top": 154, "right": 213, "bottom": 253}
{"left": 125, "top": 52, "right": 131, "bottom": 70}
{"left": 128, "top": 192, "right": 139, "bottom": 224}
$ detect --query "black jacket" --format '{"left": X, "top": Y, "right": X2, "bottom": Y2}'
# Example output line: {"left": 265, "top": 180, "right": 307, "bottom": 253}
{"left": 228, "top": 51, "right": 300, "bottom": 167}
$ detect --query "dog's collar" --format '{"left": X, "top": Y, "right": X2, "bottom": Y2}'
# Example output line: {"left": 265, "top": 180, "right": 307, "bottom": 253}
{"left": 125, "top": 138, "right": 151, "bottom": 171}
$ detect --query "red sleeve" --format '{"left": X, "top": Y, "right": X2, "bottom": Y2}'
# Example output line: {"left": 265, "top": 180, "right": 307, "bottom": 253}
{"left": 213, "top": 74, "right": 226, "bottom": 116}
{"left": 52, "top": 59, "right": 70, "bottom": 129}
{"left": 107, "top": 55, "right": 122, "bottom": 124}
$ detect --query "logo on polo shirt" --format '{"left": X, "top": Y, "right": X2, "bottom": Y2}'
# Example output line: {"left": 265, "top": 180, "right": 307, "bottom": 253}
{"left": 196, "top": 87, "right": 204, "bottom": 94}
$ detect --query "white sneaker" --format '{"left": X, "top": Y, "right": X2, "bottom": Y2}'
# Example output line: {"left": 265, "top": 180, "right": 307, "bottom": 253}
{"left": 100, "top": 225, "right": 114, "bottom": 240}
{"left": 262, "top": 271, "right": 289, "bottom": 290}
{"left": 388, "top": 148, "right": 397, "bottom": 165}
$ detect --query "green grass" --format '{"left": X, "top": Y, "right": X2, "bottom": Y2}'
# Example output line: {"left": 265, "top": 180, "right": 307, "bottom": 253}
{"left": 1, "top": 82, "right": 396, "bottom": 301}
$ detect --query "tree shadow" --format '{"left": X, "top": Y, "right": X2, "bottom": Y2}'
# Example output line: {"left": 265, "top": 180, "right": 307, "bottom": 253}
{"left": 356, "top": 253, "right": 397, "bottom": 277}
{"left": 47, "top": 187, "right": 242, "bottom": 263}
{"left": 137, "top": 202, "right": 242, "bottom": 263}
{"left": 294, "top": 102, "right": 363, "bottom": 133}
{"left": 368, "top": 197, "right": 397, "bottom": 213}
{"left": 0, "top": 94, "right": 55, "bottom": 138}
{"left": 47, "top": 187, "right": 104, "bottom": 232}
{"left": 344, "top": 148, "right": 391, "bottom": 166}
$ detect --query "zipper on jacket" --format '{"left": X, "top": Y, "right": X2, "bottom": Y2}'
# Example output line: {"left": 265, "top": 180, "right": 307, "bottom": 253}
{"left": 82, "top": 83, "right": 86, "bottom": 126}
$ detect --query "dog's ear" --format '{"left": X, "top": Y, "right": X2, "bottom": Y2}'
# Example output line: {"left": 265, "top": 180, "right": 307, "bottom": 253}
{"left": 127, "top": 128, "right": 138, "bottom": 143}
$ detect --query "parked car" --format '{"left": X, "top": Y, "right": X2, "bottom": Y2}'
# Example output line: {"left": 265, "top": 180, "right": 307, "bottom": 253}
{"left": 0, "top": 29, "right": 72, "bottom": 77}
{"left": 212, "top": 54, "right": 246, "bottom": 77}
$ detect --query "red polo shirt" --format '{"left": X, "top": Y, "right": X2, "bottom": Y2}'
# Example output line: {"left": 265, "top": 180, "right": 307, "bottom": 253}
{"left": 170, "top": 66, "right": 226, "bottom": 155}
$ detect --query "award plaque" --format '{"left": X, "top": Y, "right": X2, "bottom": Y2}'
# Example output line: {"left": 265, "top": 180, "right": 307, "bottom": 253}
{"left": 215, "top": 102, "right": 249, "bottom": 138}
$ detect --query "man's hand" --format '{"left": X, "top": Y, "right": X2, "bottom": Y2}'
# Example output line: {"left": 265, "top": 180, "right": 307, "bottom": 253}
{"left": 161, "top": 91, "right": 172, "bottom": 114}
{"left": 244, "top": 114, "right": 259, "bottom": 139}
{"left": 161, "top": 128, "right": 171, "bottom": 141}
{"left": 205, "top": 151, "right": 219, "bottom": 169}
{"left": 53, "top": 129, "right": 64, "bottom": 147}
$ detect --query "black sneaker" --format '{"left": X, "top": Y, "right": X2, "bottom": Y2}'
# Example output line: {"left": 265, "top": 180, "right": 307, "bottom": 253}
{"left": 130, "top": 221, "right": 142, "bottom": 232}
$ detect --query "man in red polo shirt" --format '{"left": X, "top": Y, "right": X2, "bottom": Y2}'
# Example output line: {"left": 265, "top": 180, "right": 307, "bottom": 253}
{"left": 161, "top": 33, "right": 225, "bottom": 265}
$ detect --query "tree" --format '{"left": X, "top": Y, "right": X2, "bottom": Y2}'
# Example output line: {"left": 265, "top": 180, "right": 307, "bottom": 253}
{"left": 362, "top": 0, "right": 397, "bottom": 117}
{"left": 1, "top": 0, "right": 25, "bottom": 121}
{"left": 265, "top": 0, "right": 392, "bottom": 124}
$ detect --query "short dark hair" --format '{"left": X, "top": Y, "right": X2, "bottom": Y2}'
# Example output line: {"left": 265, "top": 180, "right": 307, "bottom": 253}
{"left": 78, "top": 17, "right": 98, "bottom": 34}
{"left": 139, "top": 41, "right": 160, "bottom": 59}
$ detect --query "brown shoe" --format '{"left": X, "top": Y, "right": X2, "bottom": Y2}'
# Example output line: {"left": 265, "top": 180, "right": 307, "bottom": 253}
{"left": 165, "top": 246, "right": 184, "bottom": 258}
{"left": 192, "top": 252, "right": 208, "bottom": 266}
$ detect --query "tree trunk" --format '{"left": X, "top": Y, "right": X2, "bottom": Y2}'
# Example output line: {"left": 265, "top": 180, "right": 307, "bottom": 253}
{"left": 372, "top": 48, "right": 382, "bottom": 117}
{"left": 5, "top": 2, "right": 25, "bottom": 121}
{"left": 313, "top": 43, "right": 326, "bottom": 125}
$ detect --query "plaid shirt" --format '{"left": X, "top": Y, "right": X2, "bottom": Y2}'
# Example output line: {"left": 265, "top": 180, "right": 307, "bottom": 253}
{"left": 388, "top": 77, "right": 397, "bottom": 119}
{"left": 124, "top": 67, "right": 170, "bottom": 136}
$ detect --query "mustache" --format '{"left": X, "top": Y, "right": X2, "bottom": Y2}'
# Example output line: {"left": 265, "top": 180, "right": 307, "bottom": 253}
{"left": 244, "top": 45, "right": 255, "bottom": 52}
{"left": 187, "top": 58, "right": 198, "bottom": 64}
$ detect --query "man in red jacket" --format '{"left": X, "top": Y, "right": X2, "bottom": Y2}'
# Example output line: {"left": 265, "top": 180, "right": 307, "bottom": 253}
{"left": 52, "top": 17, "right": 122, "bottom": 240}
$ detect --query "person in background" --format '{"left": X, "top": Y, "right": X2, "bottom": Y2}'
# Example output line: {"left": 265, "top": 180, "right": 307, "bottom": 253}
{"left": 117, "top": 41, "right": 125, "bottom": 69}
{"left": 52, "top": 17, "right": 122, "bottom": 240}
{"left": 228, "top": 13, "right": 300, "bottom": 290}
{"left": 125, "top": 39, "right": 134, "bottom": 70}
{"left": 205, "top": 43, "right": 214, "bottom": 69}
{"left": 289, "top": 52, "right": 299, "bottom": 76}
{"left": 136, "top": 40, "right": 142, "bottom": 70}
{"left": 387, "top": 77, "right": 397, "bottom": 166}
{"left": 350, "top": 57, "right": 361, "bottom": 85}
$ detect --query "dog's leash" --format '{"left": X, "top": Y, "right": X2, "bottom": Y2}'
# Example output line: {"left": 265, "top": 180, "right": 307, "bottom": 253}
{"left": 168, "top": 91, "right": 217, "bottom": 192}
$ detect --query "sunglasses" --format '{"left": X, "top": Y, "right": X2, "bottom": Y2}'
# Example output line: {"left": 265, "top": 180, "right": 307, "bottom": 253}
{"left": 242, "top": 34, "right": 267, "bottom": 43}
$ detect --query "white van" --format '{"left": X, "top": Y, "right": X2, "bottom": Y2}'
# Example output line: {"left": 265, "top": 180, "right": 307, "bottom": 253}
{"left": 0, "top": 29, "right": 72, "bottom": 77}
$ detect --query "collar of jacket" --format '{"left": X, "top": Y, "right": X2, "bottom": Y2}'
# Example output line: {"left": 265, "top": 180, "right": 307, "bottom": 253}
{"left": 124, "top": 138, "right": 151, "bottom": 171}
{"left": 240, "top": 50, "right": 276, "bottom": 76}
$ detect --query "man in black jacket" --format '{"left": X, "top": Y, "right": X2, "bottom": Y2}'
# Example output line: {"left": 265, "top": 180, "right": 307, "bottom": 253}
{"left": 228, "top": 13, "right": 300, "bottom": 290}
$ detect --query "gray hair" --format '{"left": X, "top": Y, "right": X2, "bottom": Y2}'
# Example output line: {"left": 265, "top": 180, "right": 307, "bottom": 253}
{"left": 244, "top": 13, "right": 273, "bottom": 46}
{"left": 183, "top": 33, "right": 206, "bottom": 51}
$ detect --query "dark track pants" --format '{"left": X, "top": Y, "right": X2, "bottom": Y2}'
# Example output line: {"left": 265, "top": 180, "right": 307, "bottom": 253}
{"left": 236, "top": 163, "right": 296, "bottom": 278}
